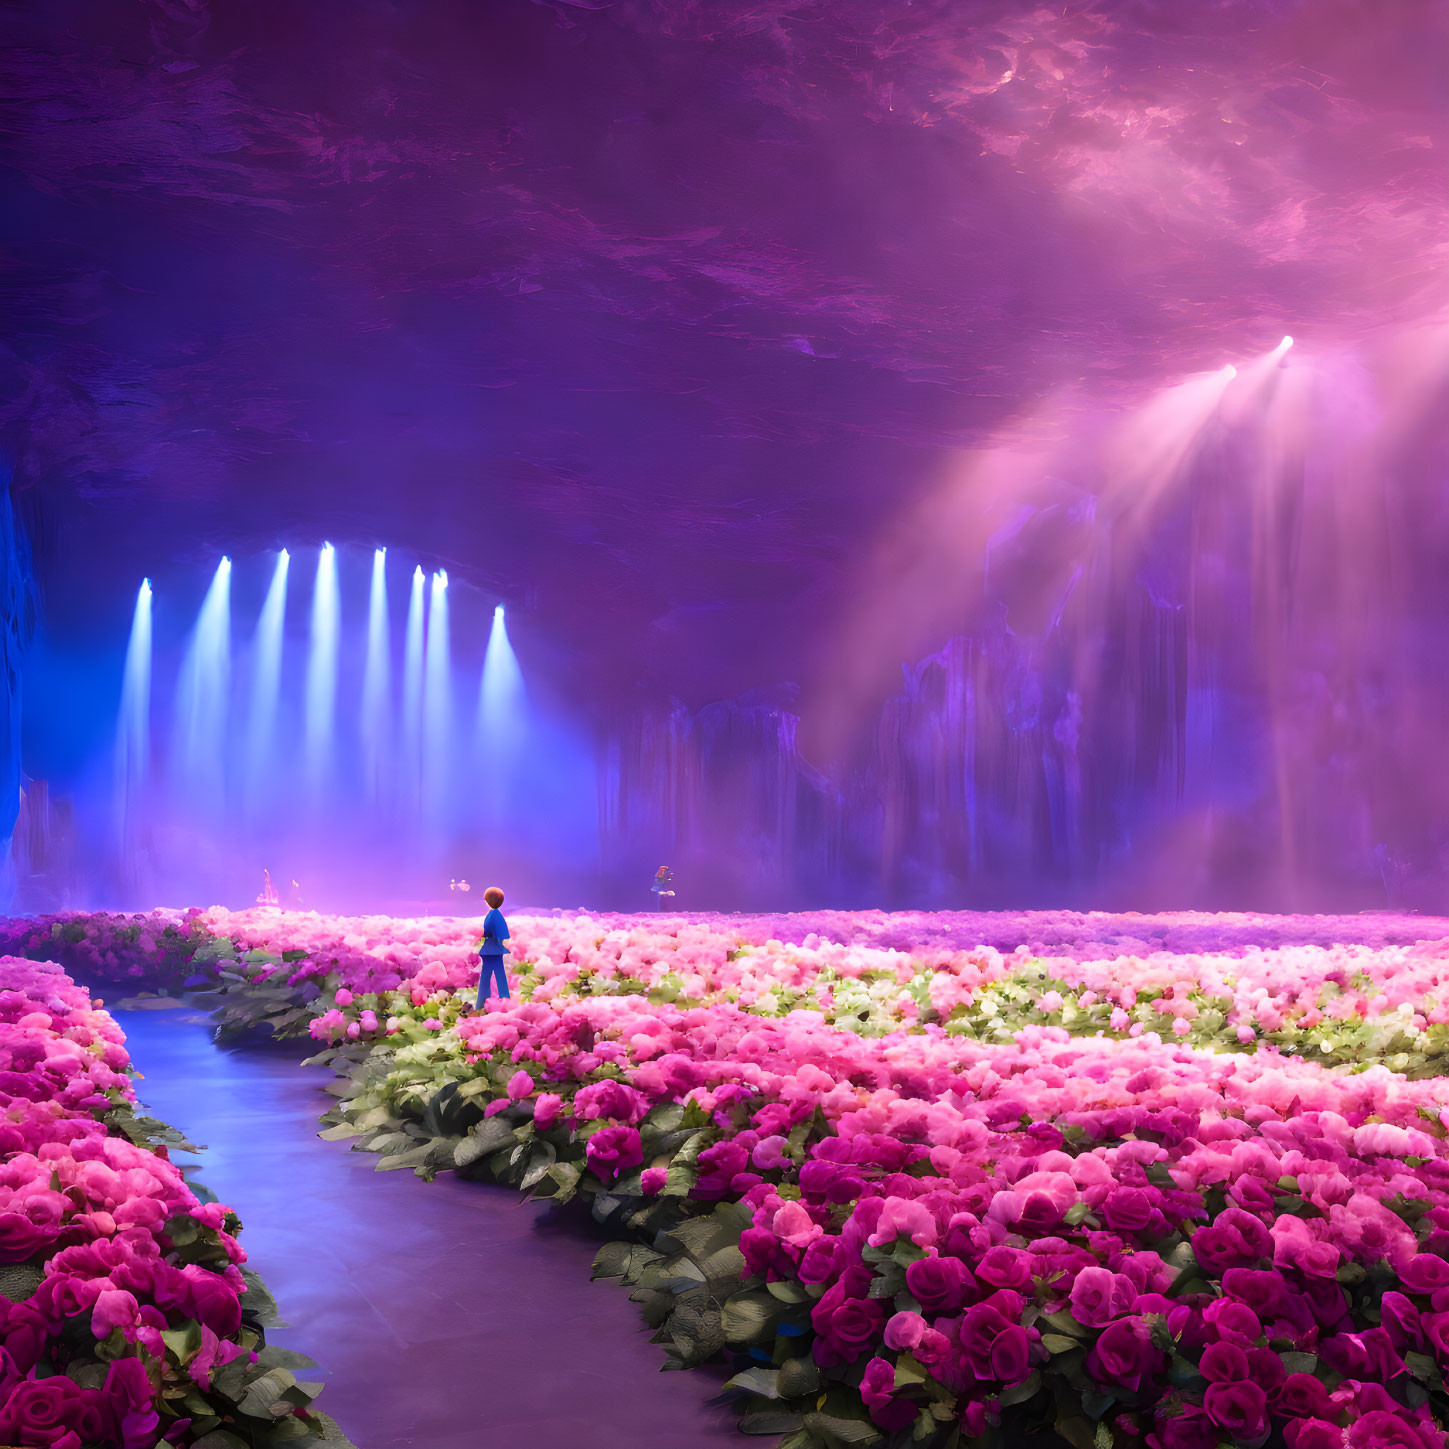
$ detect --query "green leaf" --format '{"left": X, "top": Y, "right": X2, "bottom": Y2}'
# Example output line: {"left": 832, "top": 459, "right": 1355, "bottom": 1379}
{"left": 1406, "top": 1351, "right": 1438, "bottom": 1382}
{"left": 892, "top": 1354, "right": 928, "bottom": 1390}
{"left": 890, "top": 1241, "right": 930, "bottom": 1267}
{"left": 766, "top": 1280, "right": 811, "bottom": 1304}
{"left": 777, "top": 1356, "right": 821, "bottom": 1398}
{"left": 776, "top": 1434, "right": 816, "bottom": 1449}
{"left": 667, "top": 1303, "right": 727, "bottom": 1364}
{"left": 700, "top": 1244, "right": 747, "bottom": 1285}
{"left": 548, "top": 1160, "right": 582, "bottom": 1198}
{"left": 519, "top": 1142, "right": 558, "bottom": 1191}
{"left": 1041, "top": 1333, "right": 1080, "bottom": 1355}
{"left": 376, "top": 1144, "right": 434, "bottom": 1171}
{"left": 454, "top": 1118, "right": 516, "bottom": 1168}
{"left": 1055, "top": 1415, "right": 1095, "bottom": 1449}
{"left": 262, "top": 1413, "right": 315, "bottom": 1441}
{"left": 318, "top": 1124, "right": 365, "bottom": 1141}
{"left": 726, "top": 1366, "right": 781, "bottom": 1399}
{"left": 739, "top": 1410, "right": 806, "bottom": 1435}
{"left": 239, "top": 1269, "right": 280, "bottom": 1328}
{"left": 999, "top": 1371, "right": 1042, "bottom": 1408}
{"left": 235, "top": 1368, "right": 296, "bottom": 1418}
{"left": 802, "top": 1412, "right": 884, "bottom": 1447}
{"left": 721, "top": 1294, "right": 776, "bottom": 1345}
{"left": 164, "top": 1213, "right": 200, "bottom": 1247}
{"left": 667, "top": 1215, "right": 734, "bottom": 1259}
{"left": 357, "top": 1131, "right": 412, "bottom": 1155}
{"left": 593, "top": 1242, "right": 635, "bottom": 1281}
{"left": 160, "top": 1321, "right": 203, "bottom": 1362}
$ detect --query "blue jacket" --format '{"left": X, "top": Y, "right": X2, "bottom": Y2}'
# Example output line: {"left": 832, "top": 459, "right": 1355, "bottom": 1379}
{"left": 478, "top": 907, "right": 510, "bottom": 957}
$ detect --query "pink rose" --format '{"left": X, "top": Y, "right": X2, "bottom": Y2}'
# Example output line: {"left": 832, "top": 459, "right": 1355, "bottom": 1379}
{"left": 1347, "top": 1411, "right": 1433, "bottom": 1449}
{"left": 771, "top": 1201, "right": 822, "bottom": 1249}
{"left": 1069, "top": 1266, "right": 1136, "bottom": 1327}
{"left": 1151, "top": 1408, "right": 1218, "bottom": 1449}
{"left": 859, "top": 1356, "right": 916, "bottom": 1433}
{"left": 1089, "top": 1316, "right": 1168, "bottom": 1394}
{"left": 573, "top": 1080, "right": 650, "bottom": 1126}
{"left": 1199, "top": 1341, "right": 1250, "bottom": 1382}
{"left": 1400, "top": 1255, "right": 1449, "bottom": 1294}
{"left": 883, "top": 1310, "right": 928, "bottom": 1351}
{"left": 91, "top": 1288, "right": 139, "bottom": 1338}
{"left": 906, "top": 1253, "right": 974, "bottom": 1314}
{"left": 584, "top": 1126, "right": 642, "bottom": 1182}
{"left": 1204, "top": 1382, "right": 1269, "bottom": 1444}
{"left": 0, "top": 1379, "right": 113, "bottom": 1448}
{"left": 1275, "top": 1373, "right": 1335, "bottom": 1420}
{"left": 1284, "top": 1419, "right": 1346, "bottom": 1449}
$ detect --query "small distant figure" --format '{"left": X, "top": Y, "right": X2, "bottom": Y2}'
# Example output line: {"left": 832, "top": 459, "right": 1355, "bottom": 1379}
{"left": 256, "top": 869, "right": 279, "bottom": 907}
{"left": 651, "top": 865, "right": 675, "bottom": 911}
{"left": 475, "top": 886, "right": 511, "bottom": 1008}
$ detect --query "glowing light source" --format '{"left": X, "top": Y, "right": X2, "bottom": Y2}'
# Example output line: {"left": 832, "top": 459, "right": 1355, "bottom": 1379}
{"left": 477, "top": 600, "right": 524, "bottom": 825}
{"left": 304, "top": 542, "right": 340, "bottom": 784}
{"left": 245, "top": 549, "right": 290, "bottom": 799}
{"left": 115, "top": 577, "right": 153, "bottom": 845}
{"left": 1280, "top": 336, "right": 1294, "bottom": 350}
{"left": 361, "top": 547, "right": 390, "bottom": 798}
{"left": 401, "top": 564, "right": 426, "bottom": 808}
{"left": 423, "top": 569, "right": 453, "bottom": 824}
{"left": 174, "top": 557, "right": 232, "bottom": 814}
{"left": 1222, "top": 364, "right": 1238, "bottom": 378}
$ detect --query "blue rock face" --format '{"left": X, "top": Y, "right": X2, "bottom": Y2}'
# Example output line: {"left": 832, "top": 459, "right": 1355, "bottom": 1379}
{"left": 0, "top": 485, "right": 35, "bottom": 908}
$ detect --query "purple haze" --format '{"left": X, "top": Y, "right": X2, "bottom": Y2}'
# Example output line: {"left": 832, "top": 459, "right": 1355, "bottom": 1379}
{"left": 4, "top": 2, "right": 1449, "bottom": 912}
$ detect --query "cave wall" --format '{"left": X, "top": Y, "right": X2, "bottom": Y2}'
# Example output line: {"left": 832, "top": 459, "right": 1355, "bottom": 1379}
{"left": 0, "top": 480, "right": 36, "bottom": 908}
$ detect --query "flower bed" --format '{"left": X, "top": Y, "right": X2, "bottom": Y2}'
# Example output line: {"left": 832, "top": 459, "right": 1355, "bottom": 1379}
{"left": 0, "top": 957, "right": 344, "bottom": 1448}
{"left": 310, "top": 990, "right": 1449, "bottom": 1449}
{"left": 7, "top": 907, "right": 1449, "bottom": 1071}
{"left": 11, "top": 907, "right": 1449, "bottom": 1446}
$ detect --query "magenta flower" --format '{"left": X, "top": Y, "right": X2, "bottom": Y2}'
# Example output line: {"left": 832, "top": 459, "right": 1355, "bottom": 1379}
{"left": 90, "top": 1287, "right": 140, "bottom": 1338}
{"left": 859, "top": 1357, "right": 916, "bottom": 1433}
{"left": 584, "top": 1126, "right": 642, "bottom": 1182}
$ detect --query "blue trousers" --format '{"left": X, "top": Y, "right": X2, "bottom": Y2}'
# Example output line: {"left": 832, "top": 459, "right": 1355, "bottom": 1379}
{"left": 476, "top": 955, "right": 510, "bottom": 1007}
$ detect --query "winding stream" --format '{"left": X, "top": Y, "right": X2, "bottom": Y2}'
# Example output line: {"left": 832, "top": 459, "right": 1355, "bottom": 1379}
{"left": 114, "top": 1004, "right": 740, "bottom": 1449}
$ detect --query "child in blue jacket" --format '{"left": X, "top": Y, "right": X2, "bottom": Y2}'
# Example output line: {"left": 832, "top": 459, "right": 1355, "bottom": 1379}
{"left": 475, "top": 887, "right": 511, "bottom": 1007}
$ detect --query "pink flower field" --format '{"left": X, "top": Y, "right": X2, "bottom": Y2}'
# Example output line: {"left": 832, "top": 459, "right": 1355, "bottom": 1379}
{"left": 0, "top": 957, "right": 337, "bottom": 1448}
{"left": 8, "top": 905, "right": 1449, "bottom": 1448}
